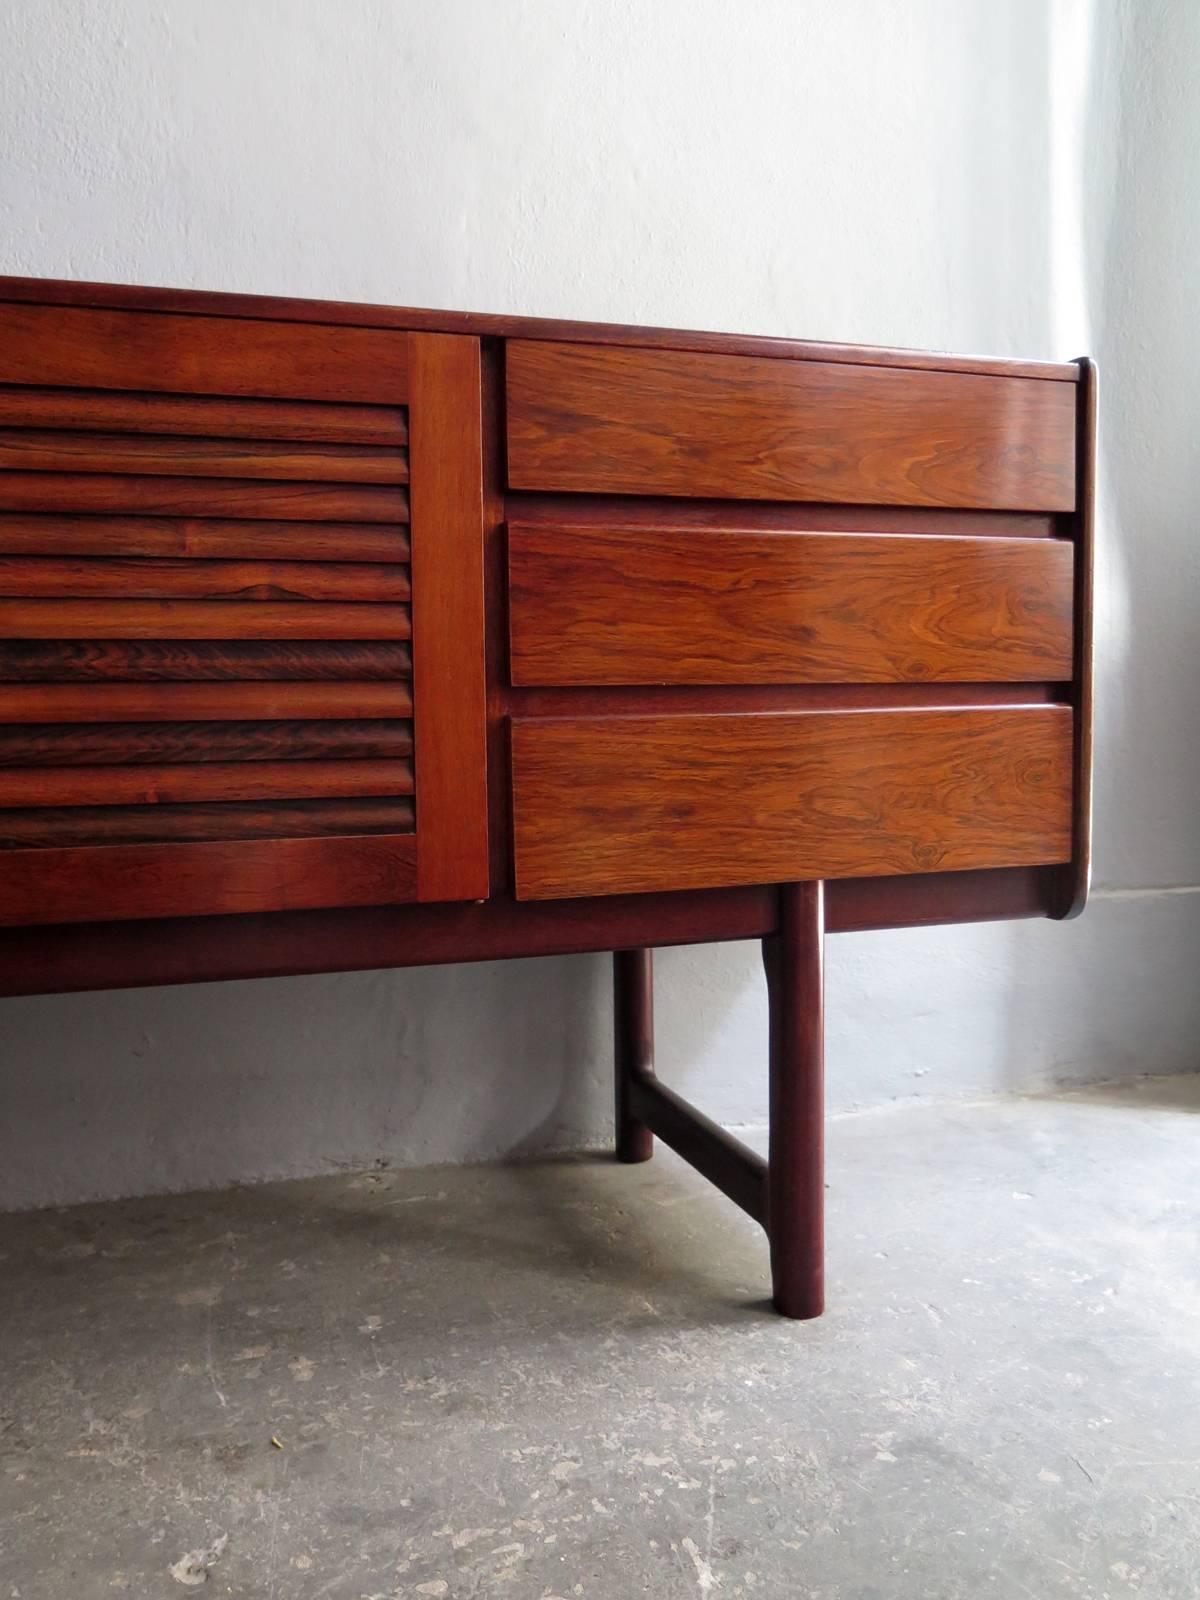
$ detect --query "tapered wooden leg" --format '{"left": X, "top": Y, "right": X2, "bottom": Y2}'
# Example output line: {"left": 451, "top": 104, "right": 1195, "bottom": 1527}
{"left": 614, "top": 948, "right": 655, "bottom": 1162}
{"left": 763, "top": 881, "right": 825, "bottom": 1319}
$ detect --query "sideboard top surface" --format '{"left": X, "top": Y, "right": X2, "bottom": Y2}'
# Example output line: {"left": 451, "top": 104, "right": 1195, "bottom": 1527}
{"left": 0, "top": 274, "right": 1079, "bottom": 384}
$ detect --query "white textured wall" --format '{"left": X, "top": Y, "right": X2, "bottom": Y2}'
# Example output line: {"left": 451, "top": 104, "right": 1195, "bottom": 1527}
{"left": 0, "top": 0, "right": 1196, "bottom": 1209}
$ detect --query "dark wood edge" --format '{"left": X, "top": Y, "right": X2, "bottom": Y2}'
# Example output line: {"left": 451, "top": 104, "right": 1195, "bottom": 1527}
{"left": 614, "top": 948, "right": 654, "bottom": 1162}
{"left": 826, "top": 866, "right": 1053, "bottom": 933}
{"left": 627, "top": 1073, "right": 767, "bottom": 1225}
{"left": 0, "top": 867, "right": 1053, "bottom": 997}
{"left": 0, "top": 885, "right": 773, "bottom": 996}
{"left": 1054, "top": 356, "right": 1096, "bottom": 919}
{"left": 481, "top": 343, "right": 515, "bottom": 895}
{"left": 0, "top": 274, "right": 1079, "bottom": 383}
{"left": 507, "top": 686, "right": 1068, "bottom": 715}
{"left": 765, "top": 881, "right": 825, "bottom": 1319}
{"left": 505, "top": 495, "right": 1062, "bottom": 539}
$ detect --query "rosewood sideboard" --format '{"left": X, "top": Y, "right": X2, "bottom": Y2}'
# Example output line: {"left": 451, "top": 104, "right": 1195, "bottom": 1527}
{"left": 0, "top": 276, "right": 1094, "bottom": 1318}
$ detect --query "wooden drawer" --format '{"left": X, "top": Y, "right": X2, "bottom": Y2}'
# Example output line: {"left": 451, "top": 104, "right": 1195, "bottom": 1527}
{"left": 511, "top": 707, "right": 1073, "bottom": 899}
{"left": 508, "top": 524, "right": 1074, "bottom": 685}
{"left": 506, "top": 341, "right": 1077, "bottom": 511}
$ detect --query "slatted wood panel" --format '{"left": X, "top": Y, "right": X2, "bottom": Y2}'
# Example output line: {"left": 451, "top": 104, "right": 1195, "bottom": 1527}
{"left": 0, "top": 356, "right": 418, "bottom": 909}
{"left": 0, "top": 514, "right": 410, "bottom": 561}
{"left": 0, "top": 761, "right": 413, "bottom": 806}
{"left": 0, "top": 640, "right": 412, "bottom": 681}
{"left": 0, "top": 599, "right": 410, "bottom": 638}
{"left": 0, "top": 385, "right": 410, "bottom": 442}
{"left": 0, "top": 430, "right": 407, "bottom": 481}
{"left": 0, "top": 473, "right": 407, "bottom": 520}
{"left": 509, "top": 525, "right": 1075, "bottom": 685}
{"left": 0, "top": 798, "right": 415, "bottom": 848}
{"left": 0, "top": 682, "right": 413, "bottom": 719}
{"left": 0, "top": 556, "right": 410, "bottom": 601}
{"left": 0, "top": 719, "right": 413, "bottom": 765}
{"left": 511, "top": 708, "right": 1074, "bottom": 899}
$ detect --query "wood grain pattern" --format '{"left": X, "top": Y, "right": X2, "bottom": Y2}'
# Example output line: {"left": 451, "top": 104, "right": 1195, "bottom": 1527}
{"left": 0, "top": 759, "right": 414, "bottom": 807}
{"left": 506, "top": 342, "right": 1077, "bottom": 511}
{"left": 0, "top": 557, "right": 410, "bottom": 602}
{"left": 0, "top": 640, "right": 412, "bottom": 681}
{"left": 0, "top": 303, "right": 410, "bottom": 404}
{"left": 0, "top": 472, "right": 408, "bottom": 521}
{"left": 509, "top": 525, "right": 1074, "bottom": 685}
{"left": 0, "top": 302, "right": 423, "bottom": 929}
{"left": 511, "top": 708, "right": 1073, "bottom": 898}
{"left": 0, "top": 797, "right": 415, "bottom": 847}
{"left": 0, "top": 274, "right": 1081, "bottom": 382}
{"left": 408, "top": 333, "right": 489, "bottom": 901}
{"left": 0, "top": 833, "right": 418, "bottom": 926}
{"left": 0, "top": 599, "right": 410, "bottom": 639}
{"left": 0, "top": 385, "right": 407, "bottom": 444}
{"left": 0, "top": 718, "right": 412, "bottom": 766}
{"left": 0, "top": 681, "right": 412, "bottom": 720}
{"left": 0, "top": 429, "right": 407, "bottom": 483}
{"left": 0, "top": 515, "right": 410, "bottom": 560}
{"left": 0, "top": 279, "right": 1089, "bottom": 985}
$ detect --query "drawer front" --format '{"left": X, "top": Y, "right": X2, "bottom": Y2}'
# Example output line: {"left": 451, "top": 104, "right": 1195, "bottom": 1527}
{"left": 511, "top": 708, "right": 1073, "bottom": 899}
{"left": 509, "top": 525, "right": 1074, "bottom": 685}
{"left": 506, "top": 341, "right": 1077, "bottom": 511}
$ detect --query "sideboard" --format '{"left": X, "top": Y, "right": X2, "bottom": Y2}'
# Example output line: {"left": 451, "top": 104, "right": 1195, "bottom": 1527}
{"left": 0, "top": 276, "right": 1094, "bottom": 1317}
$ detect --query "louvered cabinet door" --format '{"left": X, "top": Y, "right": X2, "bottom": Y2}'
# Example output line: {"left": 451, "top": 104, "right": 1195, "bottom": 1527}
{"left": 0, "top": 306, "right": 487, "bottom": 925}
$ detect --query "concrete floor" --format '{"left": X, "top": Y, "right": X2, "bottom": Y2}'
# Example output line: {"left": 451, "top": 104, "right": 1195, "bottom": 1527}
{"left": 1, "top": 1079, "right": 1198, "bottom": 1599}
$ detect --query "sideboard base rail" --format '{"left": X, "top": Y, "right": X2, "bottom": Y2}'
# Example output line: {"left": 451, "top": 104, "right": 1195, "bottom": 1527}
{"left": 0, "top": 867, "right": 1053, "bottom": 999}
{"left": 613, "top": 881, "right": 825, "bottom": 1320}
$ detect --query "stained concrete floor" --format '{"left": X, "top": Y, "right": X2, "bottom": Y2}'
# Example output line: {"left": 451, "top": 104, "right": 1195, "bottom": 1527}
{"left": 1, "top": 1078, "right": 1198, "bottom": 1599}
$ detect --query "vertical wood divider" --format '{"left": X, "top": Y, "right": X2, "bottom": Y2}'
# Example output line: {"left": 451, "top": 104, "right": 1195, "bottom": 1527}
{"left": 1055, "top": 355, "right": 1096, "bottom": 918}
{"left": 408, "top": 333, "right": 489, "bottom": 900}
